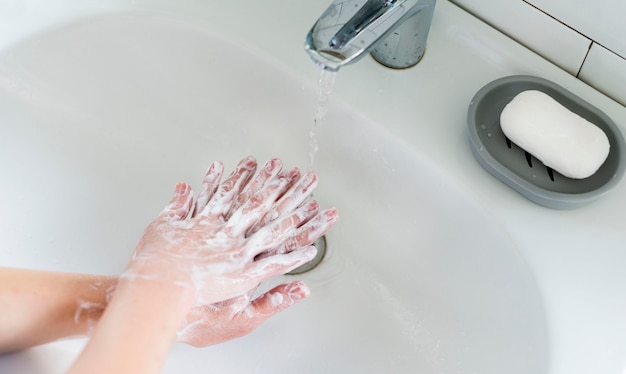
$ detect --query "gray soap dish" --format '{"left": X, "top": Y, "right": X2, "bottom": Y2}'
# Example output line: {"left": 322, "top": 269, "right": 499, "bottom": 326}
{"left": 467, "top": 75, "right": 625, "bottom": 209}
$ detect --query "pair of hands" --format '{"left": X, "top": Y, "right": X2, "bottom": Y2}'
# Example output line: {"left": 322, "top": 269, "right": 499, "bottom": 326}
{"left": 125, "top": 156, "right": 338, "bottom": 346}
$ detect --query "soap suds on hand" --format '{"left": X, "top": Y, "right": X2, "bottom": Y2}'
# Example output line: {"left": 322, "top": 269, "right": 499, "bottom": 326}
{"left": 500, "top": 90, "right": 610, "bottom": 179}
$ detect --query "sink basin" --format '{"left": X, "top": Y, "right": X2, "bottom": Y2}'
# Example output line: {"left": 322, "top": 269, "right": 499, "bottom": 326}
{"left": 0, "top": 11, "right": 548, "bottom": 374}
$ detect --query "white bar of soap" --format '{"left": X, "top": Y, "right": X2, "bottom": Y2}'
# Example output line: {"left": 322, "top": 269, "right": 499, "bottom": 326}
{"left": 500, "top": 90, "right": 610, "bottom": 179}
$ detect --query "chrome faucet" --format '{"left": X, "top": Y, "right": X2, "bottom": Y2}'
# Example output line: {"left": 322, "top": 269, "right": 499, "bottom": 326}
{"left": 305, "top": 0, "right": 437, "bottom": 71}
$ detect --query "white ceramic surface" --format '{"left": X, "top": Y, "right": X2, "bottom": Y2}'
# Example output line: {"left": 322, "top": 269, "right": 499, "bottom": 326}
{"left": 451, "top": 0, "right": 626, "bottom": 107}
{"left": 527, "top": 0, "right": 626, "bottom": 58}
{"left": 579, "top": 43, "right": 626, "bottom": 106}
{"left": 449, "top": 0, "right": 591, "bottom": 75}
{"left": 0, "top": 1, "right": 625, "bottom": 374}
{"left": 0, "top": 12, "right": 546, "bottom": 373}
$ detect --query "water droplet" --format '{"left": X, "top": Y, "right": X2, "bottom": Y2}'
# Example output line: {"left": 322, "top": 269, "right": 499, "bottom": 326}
{"left": 480, "top": 124, "right": 487, "bottom": 130}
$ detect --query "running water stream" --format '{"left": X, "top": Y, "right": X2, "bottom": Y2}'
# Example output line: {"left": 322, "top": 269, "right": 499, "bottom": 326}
{"left": 290, "top": 68, "right": 337, "bottom": 274}
{"left": 308, "top": 68, "right": 337, "bottom": 171}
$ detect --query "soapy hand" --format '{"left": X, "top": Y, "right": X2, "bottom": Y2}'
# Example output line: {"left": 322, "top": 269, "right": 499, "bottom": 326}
{"left": 177, "top": 281, "right": 310, "bottom": 346}
{"left": 125, "top": 156, "right": 338, "bottom": 306}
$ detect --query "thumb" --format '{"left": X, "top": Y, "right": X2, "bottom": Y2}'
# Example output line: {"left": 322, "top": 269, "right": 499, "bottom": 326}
{"left": 249, "top": 281, "right": 311, "bottom": 316}
{"left": 159, "top": 182, "right": 194, "bottom": 221}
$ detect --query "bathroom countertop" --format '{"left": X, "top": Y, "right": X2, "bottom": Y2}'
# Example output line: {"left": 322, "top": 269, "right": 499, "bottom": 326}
{"left": 1, "top": 1, "right": 625, "bottom": 373}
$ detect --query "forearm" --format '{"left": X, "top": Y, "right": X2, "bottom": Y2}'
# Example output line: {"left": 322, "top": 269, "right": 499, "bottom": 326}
{"left": 68, "top": 266, "right": 196, "bottom": 374}
{"left": 0, "top": 267, "right": 116, "bottom": 353}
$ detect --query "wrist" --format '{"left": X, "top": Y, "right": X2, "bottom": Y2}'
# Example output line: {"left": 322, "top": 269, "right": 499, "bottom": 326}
{"left": 70, "top": 272, "right": 196, "bottom": 373}
{"left": 116, "top": 271, "right": 197, "bottom": 313}
{"left": 70, "top": 275, "right": 117, "bottom": 334}
{"left": 115, "top": 263, "right": 198, "bottom": 330}
{"left": 122, "top": 253, "right": 198, "bottom": 299}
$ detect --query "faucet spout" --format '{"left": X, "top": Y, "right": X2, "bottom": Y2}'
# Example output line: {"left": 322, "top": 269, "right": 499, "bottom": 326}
{"left": 305, "top": 0, "right": 436, "bottom": 71}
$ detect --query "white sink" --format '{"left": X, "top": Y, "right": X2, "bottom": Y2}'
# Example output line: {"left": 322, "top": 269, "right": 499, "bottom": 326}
{"left": 1, "top": 1, "right": 625, "bottom": 374}
{"left": 0, "top": 10, "right": 546, "bottom": 374}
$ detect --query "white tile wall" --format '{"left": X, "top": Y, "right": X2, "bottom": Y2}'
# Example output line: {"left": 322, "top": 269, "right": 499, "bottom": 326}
{"left": 449, "top": 0, "right": 591, "bottom": 75}
{"left": 526, "top": 0, "right": 626, "bottom": 57}
{"left": 579, "top": 44, "right": 626, "bottom": 106}
{"left": 449, "top": 0, "right": 626, "bottom": 107}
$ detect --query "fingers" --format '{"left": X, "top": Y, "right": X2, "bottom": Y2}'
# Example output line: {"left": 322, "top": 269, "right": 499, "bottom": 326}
{"left": 231, "top": 158, "right": 283, "bottom": 212}
{"left": 242, "top": 201, "right": 320, "bottom": 257}
{"left": 177, "top": 282, "right": 309, "bottom": 347}
{"left": 248, "top": 281, "right": 310, "bottom": 315}
{"left": 160, "top": 182, "right": 194, "bottom": 221}
{"left": 267, "top": 207, "right": 339, "bottom": 257}
{"left": 246, "top": 246, "right": 318, "bottom": 281}
{"left": 198, "top": 156, "right": 257, "bottom": 220}
{"left": 194, "top": 161, "right": 224, "bottom": 217}
{"left": 249, "top": 171, "right": 318, "bottom": 234}
{"left": 225, "top": 167, "right": 301, "bottom": 237}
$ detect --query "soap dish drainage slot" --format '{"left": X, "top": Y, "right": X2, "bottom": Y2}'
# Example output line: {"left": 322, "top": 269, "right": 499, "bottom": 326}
{"left": 502, "top": 134, "right": 560, "bottom": 183}
{"left": 468, "top": 75, "right": 625, "bottom": 209}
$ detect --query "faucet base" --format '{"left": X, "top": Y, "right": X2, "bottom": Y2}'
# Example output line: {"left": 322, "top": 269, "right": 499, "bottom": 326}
{"left": 369, "top": 1, "right": 435, "bottom": 69}
{"left": 370, "top": 49, "right": 425, "bottom": 69}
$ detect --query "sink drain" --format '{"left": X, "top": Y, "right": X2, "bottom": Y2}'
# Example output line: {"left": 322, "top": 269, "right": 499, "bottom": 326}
{"left": 287, "top": 236, "right": 327, "bottom": 275}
